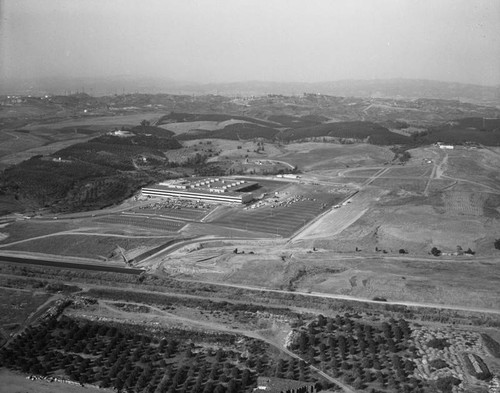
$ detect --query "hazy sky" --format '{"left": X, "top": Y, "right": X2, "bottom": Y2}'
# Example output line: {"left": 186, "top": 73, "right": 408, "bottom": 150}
{"left": 1, "top": 0, "right": 500, "bottom": 85}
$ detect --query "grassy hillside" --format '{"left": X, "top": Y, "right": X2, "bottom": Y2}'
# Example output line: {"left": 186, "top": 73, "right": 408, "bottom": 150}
{"left": 416, "top": 117, "right": 500, "bottom": 146}
{"left": 267, "top": 114, "right": 327, "bottom": 128}
{"left": 0, "top": 130, "right": 182, "bottom": 212}
{"left": 158, "top": 112, "right": 277, "bottom": 127}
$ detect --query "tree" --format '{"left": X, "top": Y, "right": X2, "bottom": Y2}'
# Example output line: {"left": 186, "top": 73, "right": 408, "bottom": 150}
{"left": 431, "top": 247, "right": 441, "bottom": 256}
{"left": 494, "top": 239, "right": 500, "bottom": 250}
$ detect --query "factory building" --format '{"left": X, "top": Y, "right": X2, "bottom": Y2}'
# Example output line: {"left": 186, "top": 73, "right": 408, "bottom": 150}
{"left": 141, "top": 178, "right": 257, "bottom": 204}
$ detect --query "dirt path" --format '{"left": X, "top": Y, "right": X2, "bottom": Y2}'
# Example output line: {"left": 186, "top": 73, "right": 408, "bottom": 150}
{"left": 424, "top": 151, "right": 447, "bottom": 196}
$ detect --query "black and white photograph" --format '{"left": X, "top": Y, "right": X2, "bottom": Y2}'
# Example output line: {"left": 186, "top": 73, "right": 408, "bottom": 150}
{"left": 0, "top": 1, "right": 499, "bottom": 392}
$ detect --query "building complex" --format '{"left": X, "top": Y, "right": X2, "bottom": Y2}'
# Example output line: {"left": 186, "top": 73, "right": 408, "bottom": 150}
{"left": 141, "top": 178, "right": 257, "bottom": 204}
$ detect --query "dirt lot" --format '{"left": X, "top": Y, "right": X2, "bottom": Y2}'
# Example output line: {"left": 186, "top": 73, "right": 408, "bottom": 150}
{"left": 158, "top": 241, "right": 500, "bottom": 310}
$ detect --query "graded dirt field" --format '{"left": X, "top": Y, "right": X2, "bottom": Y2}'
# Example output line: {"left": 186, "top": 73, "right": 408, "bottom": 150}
{"left": 158, "top": 240, "right": 500, "bottom": 310}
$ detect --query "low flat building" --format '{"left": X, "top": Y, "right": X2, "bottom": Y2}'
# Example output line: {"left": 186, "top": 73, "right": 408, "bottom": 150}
{"left": 141, "top": 177, "right": 256, "bottom": 204}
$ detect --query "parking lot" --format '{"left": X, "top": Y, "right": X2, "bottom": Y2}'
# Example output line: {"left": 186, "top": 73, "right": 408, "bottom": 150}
{"left": 94, "top": 214, "right": 186, "bottom": 232}
{"left": 210, "top": 195, "right": 340, "bottom": 237}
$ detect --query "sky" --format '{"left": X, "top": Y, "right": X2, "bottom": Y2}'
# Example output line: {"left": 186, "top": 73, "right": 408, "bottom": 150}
{"left": 1, "top": 0, "right": 500, "bottom": 86}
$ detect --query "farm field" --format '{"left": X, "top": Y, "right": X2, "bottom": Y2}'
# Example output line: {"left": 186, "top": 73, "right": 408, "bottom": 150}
{"left": 441, "top": 191, "right": 487, "bottom": 216}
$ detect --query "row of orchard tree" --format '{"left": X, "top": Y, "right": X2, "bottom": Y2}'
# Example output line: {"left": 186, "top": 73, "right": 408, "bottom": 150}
{"left": 289, "top": 314, "right": 431, "bottom": 393}
{"left": 0, "top": 315, "right": 271, "bottom": 393}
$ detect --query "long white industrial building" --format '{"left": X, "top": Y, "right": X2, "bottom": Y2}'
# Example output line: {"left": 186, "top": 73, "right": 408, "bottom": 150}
{"left": 141, "top": 178, "right": 256, "bottom": 204}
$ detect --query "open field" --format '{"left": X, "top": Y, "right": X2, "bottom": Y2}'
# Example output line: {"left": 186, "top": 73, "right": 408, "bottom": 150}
{"left": 0, "top": 134, "right": 99, "bottom": 167}
{"left": 369, "top": 177, "right": 429, "bottom": 194}
{"left": 160, "top": 240, "right": 500, "bottom": 310}
{"left": 382, "top": 165, "right": 433, "bottom": 178}
{"left": 23, "top": 112, "right": 163, "bottom": 130}
{"left": 323, "top": 200, "right": 500, "bottom": 255}
{"left": 157, "top": 119, "right": 252, "bottom": 134}
{"left": 0, "top": 221, "right": 77, "bottom": 245}
{"left": 274, "top": 143, "right": 394, "bottom": 171}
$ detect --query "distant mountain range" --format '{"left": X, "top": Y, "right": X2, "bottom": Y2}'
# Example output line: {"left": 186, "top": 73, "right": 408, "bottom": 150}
{"left": 1, "top": 76, "right": 499, "bottom": 105}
